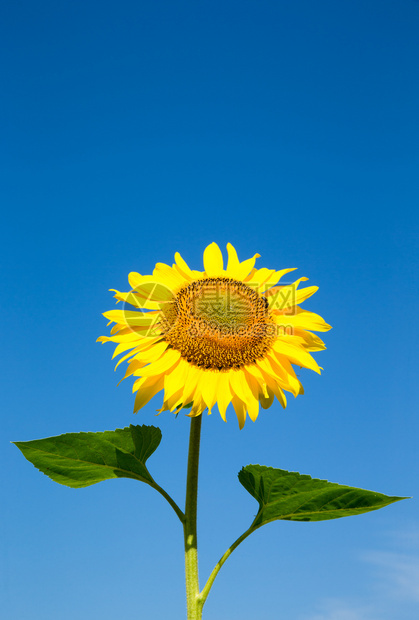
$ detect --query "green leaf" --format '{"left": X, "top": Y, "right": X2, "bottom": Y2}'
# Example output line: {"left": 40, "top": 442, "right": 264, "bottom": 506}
{"left": 239, "top": 465, "right": 408, "bottom": 525}
{"left": 13, "top": 425, "right": 162, "bottom": 489}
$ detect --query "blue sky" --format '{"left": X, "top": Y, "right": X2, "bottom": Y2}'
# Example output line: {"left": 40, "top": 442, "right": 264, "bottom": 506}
{"left": 1, "top": 1, "right": 418, "bottom": 618}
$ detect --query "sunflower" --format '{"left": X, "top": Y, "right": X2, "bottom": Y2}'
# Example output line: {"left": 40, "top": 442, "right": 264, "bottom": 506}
{"left": 98, "top": 243, "right": 331, "bottom": 428}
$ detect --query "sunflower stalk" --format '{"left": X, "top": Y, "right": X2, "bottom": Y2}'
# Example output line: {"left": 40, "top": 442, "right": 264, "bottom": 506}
{"left": 183, "top": 413, "right": 256, "bottom": 617}
{"left": 184, "top": 415, "right": 203, "bottom": 620}
{"left": 199, "top": 525, "right": 256, "bottom": 608}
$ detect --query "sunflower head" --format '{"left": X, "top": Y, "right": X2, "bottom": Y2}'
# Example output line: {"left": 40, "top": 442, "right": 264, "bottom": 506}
{"left": 98, "top": 243, "right": 331, "bottom": 428}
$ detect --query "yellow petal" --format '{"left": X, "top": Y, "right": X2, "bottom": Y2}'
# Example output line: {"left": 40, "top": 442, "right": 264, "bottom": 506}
{"left": 98, "top": 331, "right": 143, "bottom": 346}
{"left": 135, "top": 282, "right": 174, "bottom": 306}
{"left": 245, "top": 364, "right": 269, "bottom": 398}
{"left": 226, "top": 243, "right": 260, "bottom": 281}
{"left": 255, "top": 356, "right": 286, "bottom": 381}
{"left": 108, "top": 342, "right": 139, "bottom": 360}
{"left": 203, "top": 242, "right": 224, "bottom": 277}
{"left": 259, "top": 386, "right": 275, "bottom": 409}
{"left": 248, "top": 268, "right": 276, "bottom": 288}
{"left": 111, "top": 341, "right": 142, "bottom": 358}
{"left": 123, "top": 359, "right": 147, "bottom": 381}
{"left": 228, "top": 370, "right": 259, "bottom": 422}
{"left": 252, "top": 362, "right": 287, "bottom": 407}
{"left": 153, "top": 263, "right": 187, "bottom": 292}
{"left": 181, "top": 365, "right": 201, "bottom": 408}
{"left": 273, "top": 308, "right": 332, "bottom": 332}
{"left": 295, "top": 286, "right": 319, "bottom": 305}
{"left": 243, "top": 267, "right": 257, "bottom": 282}
{"left": 272, "top": 339, "right": 321, "bottom": 374}
{"left": 164, "top": 359, "right": 190, "bottom": 402}
{"left": 110, "top": 323, "right": 126, "bottom": 335}
{"left": 174, "top": 252, "right": 202, "bottom": 280}
{"left": 225, "top": 243, "right": 240, "bottom": 275}
{"left": 103, "top": 309, "right": 145, "bottom": 323}
{"left": 104, "top": 310, "right": 160, "bottom": 332}
{"left": 244, "top": 368, "right": 264, "bottom": 399}
{"left": 127, "top": 274, "right": 174, "bottom": 307}
{"left": 216, "top": 373, "right": 233, "bottom": 421}
{"left": 114, "top": 345, "right": 147, "bottom": 370}
{"left": 136, "top": 348, "right": 181, "bottom": 378}
{"left": 117, "top": 339, "right": 162, "bottom": 371}
{"left": 263, "top": 271, "right": 301, "bottom": 299}
{"left": 231, "top": 394, "right": 247, "bottom": 429}
{"left": 201, "top": 370, "right": 221, "bottom": 413}
{"left": 130, "top": 340, "right": 169, "bottom": 365}
{"left": 294, "top": 329, "right": 326, "bottom": 351}
{"left": 133, "top": 376, "right": 165, "bottom": 412}
{"left": 265, "top": 278, "right": 310, "bottom": 311}
{"left": 268, "top": 351, "right": 302, "bottom": 396}
{"left": 254, "top": 356, "right": 295, "bottom": 397}
{"left": 263, "top": 373, "right": 287, "bottom": 408}
{"left": 163, "top": 385, "right": 184, "bottom": 412}
{"left": 188, "top": 395, "right": 206, "bottom": 417}
{"left": 111, "top": 289, "right": 161, "bottom": 311}
{"left": 262, "top": 269, "right": 300, "bottom": 291}
{"left": 128, "top": 272, "right": 144, "bottom": 289}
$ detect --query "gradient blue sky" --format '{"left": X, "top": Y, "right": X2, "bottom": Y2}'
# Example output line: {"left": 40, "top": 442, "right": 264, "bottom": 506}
{"left": 2, "top": 1, "right": 419, "bottom": 619}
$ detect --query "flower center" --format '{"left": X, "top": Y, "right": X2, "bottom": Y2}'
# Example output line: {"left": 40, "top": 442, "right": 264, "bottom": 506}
{"left": 160, "top": 278, "right": 276, "bottom": 370}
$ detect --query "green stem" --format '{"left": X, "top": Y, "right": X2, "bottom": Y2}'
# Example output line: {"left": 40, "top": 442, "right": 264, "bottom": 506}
{"left": 184, "top": 415, "right": 203, "bottom": 620}
{"left": 182, "top": 416, "right": 260, "bottom": 616}
{"left": 198, "top": 525, "right": 256, "bottom": 610}
{"left": 149, "top": 480, "right": 185, "bottom": 523}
